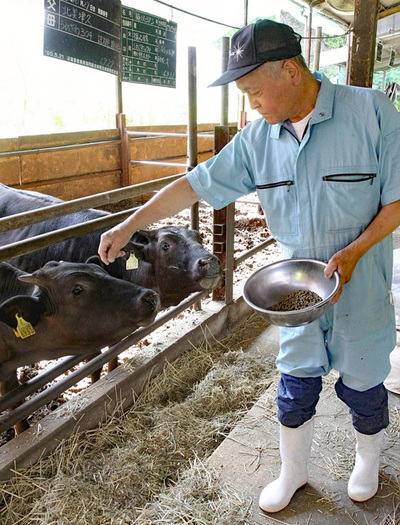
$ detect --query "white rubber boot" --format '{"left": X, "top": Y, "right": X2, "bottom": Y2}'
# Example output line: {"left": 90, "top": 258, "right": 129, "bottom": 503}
{"left": 259, "top": 417, "right": 314, "bottom": 513}
{"left": 348, "top": 429, "right": 384, "bottom": 502}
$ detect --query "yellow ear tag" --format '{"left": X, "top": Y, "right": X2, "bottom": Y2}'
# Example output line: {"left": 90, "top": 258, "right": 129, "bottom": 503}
{"left": 126, "top": 253, "right": 139, "bottom": 270}
{"left": 13, "top": 313, "right": 35, "bottom": 339}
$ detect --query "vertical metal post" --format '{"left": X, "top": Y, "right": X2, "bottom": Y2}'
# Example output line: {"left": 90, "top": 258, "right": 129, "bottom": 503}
{"left": 313, "top": 27, "right": 322, "bottom": 72}
{"left": 239, "top": 0, "right": 248, "bottom": 129}
{"left": 116, "top": 113, "right": 130, "bottom": 187}
{"left": 187, "top": 46, "right": 199, "bottom": 232}
{"left": 116, "top": 75, "right": 123, "bottom": 115}
{"left": 113, "top": 72, "right": 125, "bottom": 369}
{"left": 187, "top": 46, "right": 201, "bottom": 310}
{"left": 307, "top": 7, "right": 313, "bottom": 68}
{"left": 116, "top": 13, "right": 123, "bottom": 117}
{"left": 346, "top": 29, "right": 352, "bottom": 85}
{"left": 221, "top": 37, "right": 229, "bottom": 126}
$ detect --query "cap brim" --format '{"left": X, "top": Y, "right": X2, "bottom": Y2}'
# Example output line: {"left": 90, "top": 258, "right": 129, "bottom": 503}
{"left": 208, "top": 61, "right": 264, "bottom": 87}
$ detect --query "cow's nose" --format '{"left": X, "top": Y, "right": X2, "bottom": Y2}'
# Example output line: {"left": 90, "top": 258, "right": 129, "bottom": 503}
{"left": 198, "top": 257, "right": 210, "bottom": 268}
{"left": 198, "top": 256, "right": 214, "bottom": 267}
{"left": 196, "top": 256, "right": 221, "bottom": 274}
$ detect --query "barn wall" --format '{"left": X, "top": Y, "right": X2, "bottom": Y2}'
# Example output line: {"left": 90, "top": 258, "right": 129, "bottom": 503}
{"left": 0, "top": 124, "right": 215, "bottom": 201}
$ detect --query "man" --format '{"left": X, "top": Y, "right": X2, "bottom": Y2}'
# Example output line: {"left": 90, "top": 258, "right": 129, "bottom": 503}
{"left": 99, "top": 19, "right": 400, "bottom": 514}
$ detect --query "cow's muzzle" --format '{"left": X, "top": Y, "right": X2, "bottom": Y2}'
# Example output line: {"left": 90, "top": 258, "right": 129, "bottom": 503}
{"left": 196, "top": 256, "right": 222, "bottom": 288}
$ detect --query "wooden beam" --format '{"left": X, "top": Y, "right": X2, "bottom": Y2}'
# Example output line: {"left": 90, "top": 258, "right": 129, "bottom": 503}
{"left": 379, "top": 4, "right": 400, "bottom": 19}
{"left": 349, "top": 0, "right": 380, "bottom": 87}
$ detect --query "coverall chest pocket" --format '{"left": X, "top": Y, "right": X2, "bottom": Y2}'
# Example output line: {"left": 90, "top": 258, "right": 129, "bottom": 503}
{"left": 322, "top": 172, "right": 378, "bottom": 233}
{"left": 256, "top": 180, "right": 298, "bottom": 236}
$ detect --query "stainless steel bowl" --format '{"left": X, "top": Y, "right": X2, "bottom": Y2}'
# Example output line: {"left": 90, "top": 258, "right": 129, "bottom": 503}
{"left": 243, "top": 258, "right": 340, "bottom": 327}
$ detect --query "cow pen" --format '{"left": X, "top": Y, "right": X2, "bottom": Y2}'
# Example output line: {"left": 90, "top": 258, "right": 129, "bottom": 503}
{"left": 0, "top": 110, "right": 277, "bottom": 478}
{"left": 0, "top": 175, "right": 276, "bottom": 479}
{"left": 0, "top": 41, "right": 276, "bottom": 461}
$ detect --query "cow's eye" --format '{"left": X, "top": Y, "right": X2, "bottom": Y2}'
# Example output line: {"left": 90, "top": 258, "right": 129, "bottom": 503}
{"left": 72, "top": 285, "right": 84, "bottom": 296}
{"left": 161, "top": 242, "right": 170, "bottom": 252}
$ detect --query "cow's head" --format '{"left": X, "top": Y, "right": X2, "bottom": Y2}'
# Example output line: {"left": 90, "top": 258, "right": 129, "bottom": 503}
{"left": 124, "top": 227, "right": 223, "bottom": 306}
{"left": 0, "top": 261, "right": 160, "bottom": 354}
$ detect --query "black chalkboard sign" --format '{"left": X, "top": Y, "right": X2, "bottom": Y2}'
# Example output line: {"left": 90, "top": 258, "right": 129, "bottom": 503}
{"left": 44, "top": 0, "right": 121, "bottom": 75}
{"left": 121, "top": 6, "right": 177, "bottom": 88}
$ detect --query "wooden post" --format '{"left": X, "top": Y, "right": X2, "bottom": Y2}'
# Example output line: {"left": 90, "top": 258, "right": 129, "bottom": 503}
{"left": 212, "top": 31, "right": 237, "bottom": 301}
{"left": 212, "top": 125, "right": 237, "bottom": 301}
{"left": 349, "top": 0, "right": 380, "bottom": 87}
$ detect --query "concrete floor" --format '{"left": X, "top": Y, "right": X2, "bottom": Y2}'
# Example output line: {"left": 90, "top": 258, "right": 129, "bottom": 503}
{"left": 207, "top": 234, "right": 400, "bottom": 524}
{"left": 207, "top": 323, "right": 400, "bottom": 525}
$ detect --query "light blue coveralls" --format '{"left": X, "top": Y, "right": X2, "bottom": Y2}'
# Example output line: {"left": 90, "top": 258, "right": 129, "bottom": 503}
{"left": 187, "top": 72, "right": 400, "bottom": 433}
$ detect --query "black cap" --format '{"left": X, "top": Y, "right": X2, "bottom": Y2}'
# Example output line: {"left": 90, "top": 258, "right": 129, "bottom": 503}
{"left": 209, "top": 19, "right": 302, "bottom": 87}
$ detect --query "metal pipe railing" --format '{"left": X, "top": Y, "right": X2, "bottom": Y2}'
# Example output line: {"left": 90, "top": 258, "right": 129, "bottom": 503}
{"left": 0, "top": 190, "right": 276, "bottom": 431}
{"left": 126, "top": 131, "right": 213, "bottom": 138}
{"left": 235, "top": 236, "right": 276, "bottom": 267}
{"left": 130, "top": 160, "right": 188, "bottom": 167}
{"left": 0, "top": 355, "right": 90, "bottom": 412}
{"left": 0, "top": 46, "right": 210, "bottom": 434}
{"left": 0, "top": 130, "right": 213, "bottom": 160}
{"left": 0, "top": 173, "right": 185, "bottom": 234}
{"left": 0, "top": 139, "right": 121, "bottom": 158}
{"left": 0, "top": 46, "right": 211, "bottom": 433}
{"left": 0, "top": 207, "right": 138, "bottom": 263}
{"left": 0, "top": 221, "right": 276, "bottom": 430}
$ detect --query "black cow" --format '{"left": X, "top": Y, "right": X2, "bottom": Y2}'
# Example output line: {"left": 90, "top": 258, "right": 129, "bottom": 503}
{"left": 0, "top": 184, "right": 222, "bottom": 307}
{"left": 0, "top": 260, "right": 160, "bottom": 433}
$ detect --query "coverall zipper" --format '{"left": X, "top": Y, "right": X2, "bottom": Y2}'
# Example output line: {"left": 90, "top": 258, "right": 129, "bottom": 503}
{"left": 256, "top": 181, "right": 294, "bottom": 192}
{"left": 323, "top": 174, "right": 376, "bottom": 184}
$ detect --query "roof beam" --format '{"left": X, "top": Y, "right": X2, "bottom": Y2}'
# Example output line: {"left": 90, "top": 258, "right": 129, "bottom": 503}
{"left": 379, "top": 4, "right": 400, "bottom": 18}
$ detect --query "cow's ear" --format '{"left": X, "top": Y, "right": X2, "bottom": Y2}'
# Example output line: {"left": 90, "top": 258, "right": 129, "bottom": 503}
{"left": 0, "top": 296, "right": 46, "bottom": 329}
{"left": 132, "top": 230, "right": 152, "bottom": 245}
{"left": 123, "top": 231, "right": 152, "bottom": 261}
{"left": 127, "top": 243, "right": 147, "bottom": 261}
{"left": 85, "top": 255, "right": 106, "bottom": 268}
{"left": 85, "top": 255, "right": 125, "bottom": 279}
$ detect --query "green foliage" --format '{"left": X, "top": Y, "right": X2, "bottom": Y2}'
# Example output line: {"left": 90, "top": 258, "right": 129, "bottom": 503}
{"left": 324, "top": 35, "right": 347, "bottom": 51}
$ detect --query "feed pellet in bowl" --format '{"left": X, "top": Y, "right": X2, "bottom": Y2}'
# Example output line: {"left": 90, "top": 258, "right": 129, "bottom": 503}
{"left": 268, "top": 290, "right": 323, "bottom": 312}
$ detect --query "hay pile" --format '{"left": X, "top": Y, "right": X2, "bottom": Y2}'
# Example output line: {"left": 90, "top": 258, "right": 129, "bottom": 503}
{"left": 0, "top": 315, "right": 275, "bottom": 525}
